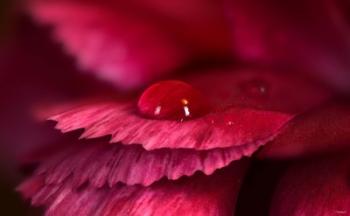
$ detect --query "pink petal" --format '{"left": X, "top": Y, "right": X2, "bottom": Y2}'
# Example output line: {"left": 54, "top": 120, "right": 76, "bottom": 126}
{"left": 270, "top": 155, "right": 350, "bottom": 216}
{"left": 227, "top": 0, "right": 350, "bottom": 92}
{"left": 17, "top": 175, "right": 46, "bottom": 201}
{"left": 50, "top": 101, "right": 291, "bottom": 150}
{"left": 35, "top": 139, "right": 257, "bottom": 186}
{"left": 28, "top": 1, "right": 187, "bottom": 89}
{"left": 47, "top": 67, "right": 331, "bottom": 151}
{"left": 259, "top": 101, "right": 350, "bottom": 159}
{"left": 19, "top": 161, "right": 249, "bottom": 216}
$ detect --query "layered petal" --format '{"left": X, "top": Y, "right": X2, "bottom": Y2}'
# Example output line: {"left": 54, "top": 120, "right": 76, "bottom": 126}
{"left": 227, "top": 0, "right": 350, "bottom": 92}
{"left": 50, "top": 101, "right": 291, "bottom": 150}
{"left": 19, "top": 161, "right": 249, "bottom": 216}
{"left": 260, "top": 101, "right": 350, "bottom": 159}
{"left": 48, "top": 68, "right": 332, "bottom": 151}
{"left": 271, "top": 155, "right": 350, "bottom": 216}
{"left": 34, "top": 138, "right": 257, "bottom": 186}
{"left": 27, "top": 1, "right": 187, "bottom": 89}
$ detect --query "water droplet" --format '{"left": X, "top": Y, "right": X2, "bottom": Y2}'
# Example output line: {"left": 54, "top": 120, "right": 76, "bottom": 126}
{"left": 226, "top": 121, "right": 234, "bottom": 126}
{"left": 241, "top": 78, "right": 269, "bottom": 98}
{"left": 138, "top": 80, "right": 210, "bottom": 121}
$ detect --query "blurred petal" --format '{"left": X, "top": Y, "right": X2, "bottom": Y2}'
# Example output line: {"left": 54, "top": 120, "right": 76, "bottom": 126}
{"left": 260, "top": 101, "right": 350, "bottom": 159}
{"left": 28, "top": 1, "right": 188, "bottom": 89}
{"left": 35, "top": 139, "right": 256, "bottom": 186}
{"left": 271, "top": 155, "right": 350, "bottom": 216}
{"left": 121, "top": 0, "right": 232, "bottom": 56}
{"left": 19, "top": 161, "right": 249, "bottom": 216}
{"left": 227, "top": 0, "right": 350, "bottom": 92}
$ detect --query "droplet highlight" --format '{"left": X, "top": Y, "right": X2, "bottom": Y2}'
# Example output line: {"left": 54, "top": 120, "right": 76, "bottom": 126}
{"left": 138, "top": 80, "right": 210, "bottom": 121}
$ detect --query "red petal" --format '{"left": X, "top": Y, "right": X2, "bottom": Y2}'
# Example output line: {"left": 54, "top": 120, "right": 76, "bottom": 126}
{"left": 271, "top": 155, "right": 350, "bottom": 216}
{"left": 28, "top": 1, "right": 187, "bottom": 89}
{"left": 259, "top": 101, "right": 350, "bottom": 159}
{"left": 36, "top": 139, "right": 257, "bottom": 186}
{"left": 19, "top": 161, "right": 249, "bottom": 216}
{"left": 50, "top": 101, "right": 291, "bottom": 150}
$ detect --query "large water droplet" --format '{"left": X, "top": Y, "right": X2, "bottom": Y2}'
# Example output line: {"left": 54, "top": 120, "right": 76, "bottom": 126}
{"left": 138, "top": 80, "right": 210, "bottom": 121}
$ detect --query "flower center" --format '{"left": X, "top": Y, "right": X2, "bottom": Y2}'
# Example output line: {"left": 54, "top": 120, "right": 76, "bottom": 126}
{"left": 137, "top": 80, "right": 210, "bottom": 121}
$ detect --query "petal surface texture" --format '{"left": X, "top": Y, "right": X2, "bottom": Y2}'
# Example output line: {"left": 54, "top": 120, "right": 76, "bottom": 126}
{"left": 19, "top": 161, "right": 249, "bottom": 216}
{"left": 49, "top": 68, "right": 330, "bottom": 151}
{"left": 50, "top": 102, "right": 291, "bottom": 150}
{"left": 34, "top": 139, "right": 256, "bottom": 186}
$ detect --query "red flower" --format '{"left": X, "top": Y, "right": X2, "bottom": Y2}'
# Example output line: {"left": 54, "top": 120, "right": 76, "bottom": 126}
{"left": 5, "top": 0, "right": 350, "bottom": 215}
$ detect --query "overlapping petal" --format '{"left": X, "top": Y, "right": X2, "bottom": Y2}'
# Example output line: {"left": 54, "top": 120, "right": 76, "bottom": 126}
{"left": 260, "top": 101, "right": 350, "bottom": 159}
{"left": 9, "top": 0, "right": 350, "bottom": 215}
{"left": 18, "top": 161, "right": 249, "bottom": 216}
{"left": 48, "top": 68, "right": 331, "bottom": 152}
{"left": 50, "top": 101, "right": 291, "bottom": 150}
{"left": 33, "top": 138, "right": 257, "bottom": 186}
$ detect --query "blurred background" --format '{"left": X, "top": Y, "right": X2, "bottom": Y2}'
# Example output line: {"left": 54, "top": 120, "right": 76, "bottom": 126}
{"left": 0, "top": 1, "right": 92, "bottom": 214}
{"left": 0, "top": 0, "right": 33, "bottom": 214}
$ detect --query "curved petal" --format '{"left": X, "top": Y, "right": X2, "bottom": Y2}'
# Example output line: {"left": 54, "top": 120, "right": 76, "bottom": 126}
{"left": 28, "top": 1, "right": 187, "bottom": 89}
{"left": 270, "top": 155, "right": 350, "bottom": 216}
{"left": 259, "top": 101, "right": 350, "bottom": 159}
{"left": 47, "top": 67, "right": 331, "bottom": 151}
{"left": 50, "top": 101, "right": 291, "bottom": 150}
{"left": 35, "top": 139, "right": 257, "bottom": 186}
{"left": 18, "top": 161, "right": 249, "bottom": 216}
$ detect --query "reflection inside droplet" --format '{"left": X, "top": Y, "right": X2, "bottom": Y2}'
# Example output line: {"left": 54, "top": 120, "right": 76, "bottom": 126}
{"left": 138, "top": 80, "right": 211, "bottom": 121}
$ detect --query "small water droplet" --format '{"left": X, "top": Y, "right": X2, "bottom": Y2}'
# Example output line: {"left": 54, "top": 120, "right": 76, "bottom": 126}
{"left": 226, "top": 121, "right": 234, "bottom": 126}
{"left": 241, "top": 78, "right": 270, "bottom": 98}
{"left": 138, "top": 80, "right": 211, "bottom": 121}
